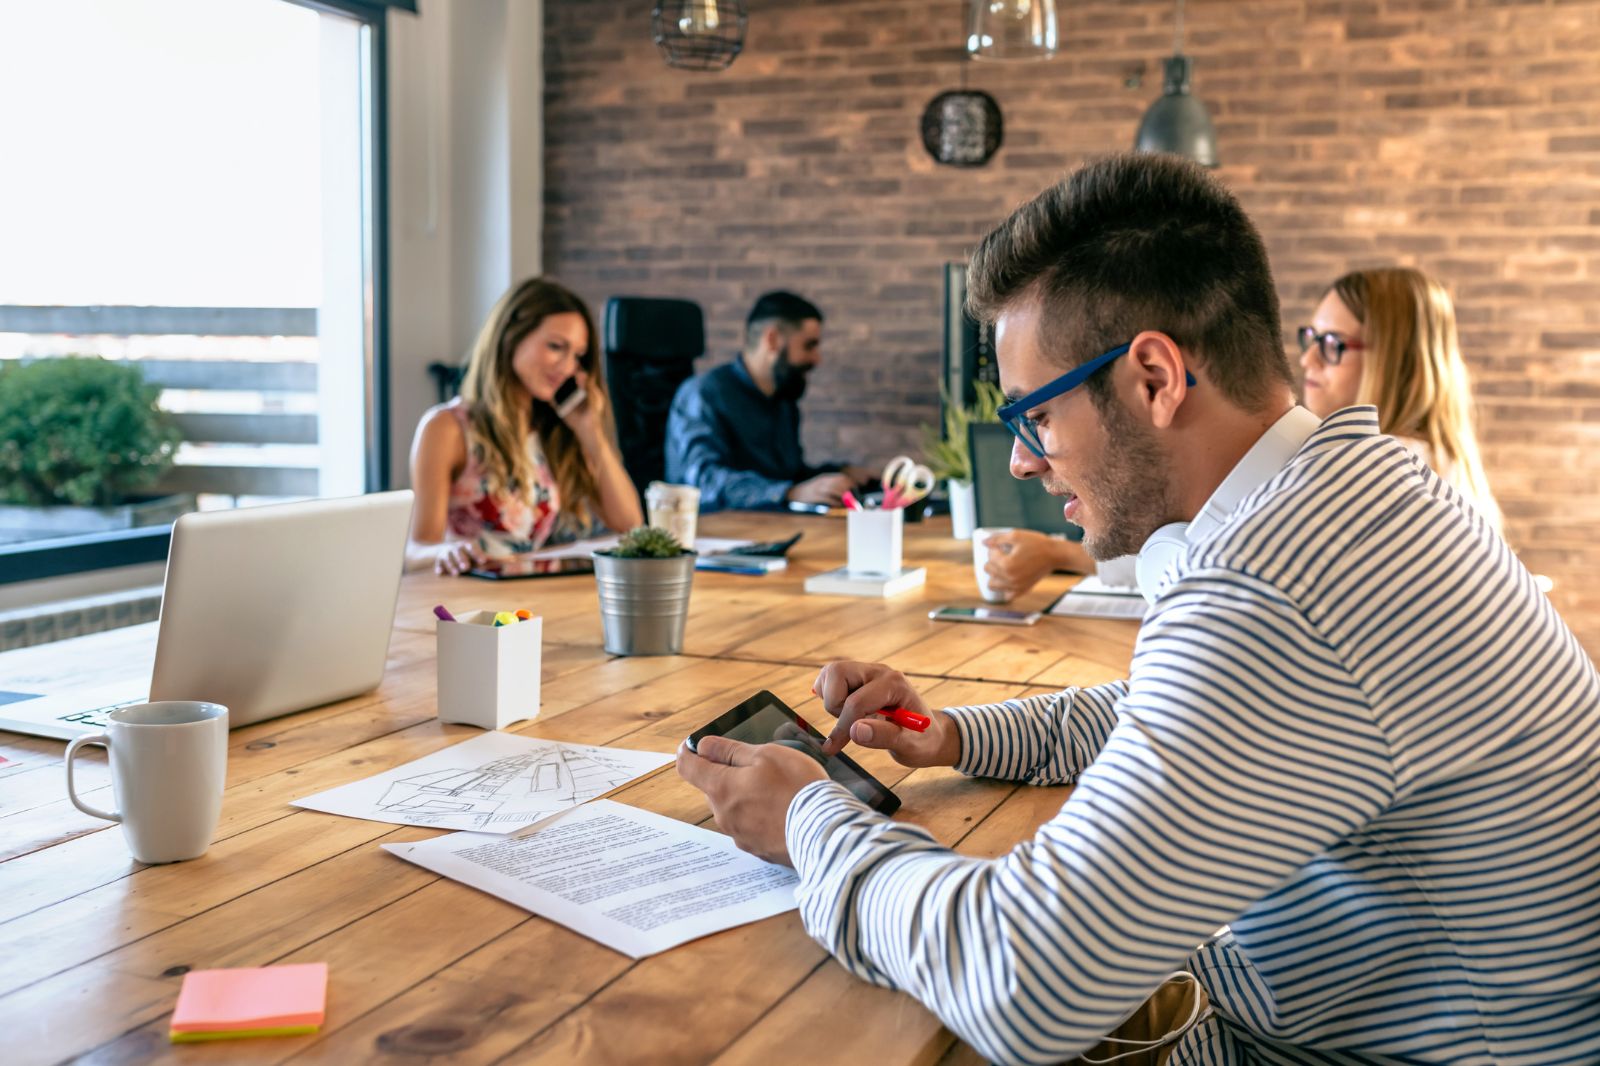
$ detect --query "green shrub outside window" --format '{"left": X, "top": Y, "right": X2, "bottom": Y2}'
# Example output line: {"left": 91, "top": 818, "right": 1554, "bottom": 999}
{"left": 0, "top": 357, "right": 182, "bottom": 507}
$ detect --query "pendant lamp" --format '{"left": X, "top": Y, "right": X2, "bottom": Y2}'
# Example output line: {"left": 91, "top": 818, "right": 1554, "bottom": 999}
{"left": 966, "top": 0, "right": 1058, "bottom": 61}
{"left": 1134, "top": 0, "right": 1219, "bottom": 167}
{"left": 651, "top": 1, "right": 747, "bottom": 72}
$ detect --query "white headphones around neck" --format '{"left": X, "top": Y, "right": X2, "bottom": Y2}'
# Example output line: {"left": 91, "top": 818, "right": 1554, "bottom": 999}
{"left": 1135, "top": 523, "right": 1194, "bottom": 605}
{"left": 1133, "top": 407, "right": 1323, "bottom": 605}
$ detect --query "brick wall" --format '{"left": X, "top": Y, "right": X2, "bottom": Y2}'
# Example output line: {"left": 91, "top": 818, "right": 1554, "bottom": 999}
{"left": 542, "top": 0, "right": 1600, "bottom": 655}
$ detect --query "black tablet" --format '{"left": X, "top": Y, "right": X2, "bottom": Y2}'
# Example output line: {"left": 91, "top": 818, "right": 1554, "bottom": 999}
{"left": 687, "top": 690, "right": 901, "bottom": 815}
{"left": 467, "top": 557, "right": 595, "bottom": 580}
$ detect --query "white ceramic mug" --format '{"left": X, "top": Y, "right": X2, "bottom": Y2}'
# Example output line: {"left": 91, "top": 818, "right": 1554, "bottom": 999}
{"left": 65, "top": 701, "right": 228, "bottom": 864}
{"left": 972, "top": 527, "right": 1016, "bottom": 603}
{"left": 646, "top": 481, "right": 701, "bottom": 548}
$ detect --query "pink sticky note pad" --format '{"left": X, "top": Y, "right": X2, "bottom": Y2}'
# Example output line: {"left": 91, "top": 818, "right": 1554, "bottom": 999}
{"left": 171, "top": 963, "right": 328, "bottom": 1033}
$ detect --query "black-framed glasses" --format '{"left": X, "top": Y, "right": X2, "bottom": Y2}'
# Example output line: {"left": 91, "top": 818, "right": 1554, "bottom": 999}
{"left": 997, "top": 341, "right": 1196, "bottom": 459}
{"left": 1297, "top": 326, "right": 1365, "bottom": 367}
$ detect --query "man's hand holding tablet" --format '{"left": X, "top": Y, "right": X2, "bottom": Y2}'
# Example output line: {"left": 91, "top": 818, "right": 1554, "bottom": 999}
{"left": 675, "top": 733, "right": 827, "bottom": 867}
{"left": 814, "top": 661, "right": 962, "bottom": 769}
{"left": 677, "top": 672, "right": 952, "bottom": 867}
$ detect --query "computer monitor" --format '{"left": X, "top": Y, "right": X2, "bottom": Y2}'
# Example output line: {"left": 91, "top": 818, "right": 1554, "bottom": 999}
{"left": 968, "top": 422, "right": 1083, "bottom": 538}
{"left": 941, "top": 263, "right": 998, "bottom": 425}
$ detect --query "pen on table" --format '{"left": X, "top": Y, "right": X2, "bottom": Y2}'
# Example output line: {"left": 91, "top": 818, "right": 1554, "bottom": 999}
{"left": 874, "top": 707, "right": 930, "bottom": 732}
{"left": 433, "top": 604, "right": 456, "bottom": 623}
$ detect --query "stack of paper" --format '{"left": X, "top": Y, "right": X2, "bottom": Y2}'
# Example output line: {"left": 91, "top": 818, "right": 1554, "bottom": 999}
{"left": 1047, "top": 576, "right": 1148, "bottom": 620}
{"left": 383, "top": 800, "right": 798, "bottom": 959}
{"left": 803, "top": 565, "right": 926, "bottom": 598}
{"left": 169, "top": 963, "right": 328, "bottom": 1043}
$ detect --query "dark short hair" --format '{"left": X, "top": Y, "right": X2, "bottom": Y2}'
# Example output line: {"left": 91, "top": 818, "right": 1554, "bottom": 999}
{"left": 966, "top": 153, "right": 1291, "bottom": 412}
{"left": 745, "top": 290, "right": 823, "bottom": 350}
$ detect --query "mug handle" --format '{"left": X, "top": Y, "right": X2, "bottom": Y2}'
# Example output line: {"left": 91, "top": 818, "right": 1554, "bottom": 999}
{"left": 65, "top": 732, "right": 120, "bottom": 823}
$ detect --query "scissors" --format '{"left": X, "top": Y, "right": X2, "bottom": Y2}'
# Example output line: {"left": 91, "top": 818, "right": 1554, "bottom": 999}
{"left": 881, "top": 455, "right": 936, "bottom": 510}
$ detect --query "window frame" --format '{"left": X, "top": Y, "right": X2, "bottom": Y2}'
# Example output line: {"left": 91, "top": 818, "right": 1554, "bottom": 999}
{"left": 0, "top": 0, "right": 402, "bottom": 587}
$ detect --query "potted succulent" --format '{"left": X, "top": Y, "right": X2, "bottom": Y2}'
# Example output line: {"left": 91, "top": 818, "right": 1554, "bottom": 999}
{"left": 592, "top": 525, "right": 696, "bottom": 656}
{"left": 921, "top": 381, "right": 1005, "bottom": 540}
{"left": 0, "top": 356, "right": 191, "bottom": 542}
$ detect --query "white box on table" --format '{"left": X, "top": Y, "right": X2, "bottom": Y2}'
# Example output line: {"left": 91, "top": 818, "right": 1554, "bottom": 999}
{"left": 436, "top": 610, "right": 541, "bottom": 730}
{"left": 846, "top": 508, "right": 904, "bottom": 577}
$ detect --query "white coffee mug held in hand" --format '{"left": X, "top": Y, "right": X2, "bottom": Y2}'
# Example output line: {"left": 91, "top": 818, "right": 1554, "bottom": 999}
{"left": 64, "top": 701, "right": 228, "bottom": 864}
{"left": 972, "top": 527, "right": 1016, "bottom": 603}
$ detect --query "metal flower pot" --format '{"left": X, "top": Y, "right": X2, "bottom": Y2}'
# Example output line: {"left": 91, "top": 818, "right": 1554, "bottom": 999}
{"left": 592, "top": 551, "right": 695, "bottom": 656}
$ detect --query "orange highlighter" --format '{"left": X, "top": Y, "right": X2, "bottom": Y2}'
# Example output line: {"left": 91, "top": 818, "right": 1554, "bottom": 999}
{"left": 875, "top": 707, "right": 930, "bottom": 732}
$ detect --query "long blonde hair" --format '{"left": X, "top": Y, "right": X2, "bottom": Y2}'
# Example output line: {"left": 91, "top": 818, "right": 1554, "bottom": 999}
{"left": 1330, "top": 267, "right": 1498, "bottom": 524}
{"left": 458, "top": 277, "right": 613, "bottom": 533}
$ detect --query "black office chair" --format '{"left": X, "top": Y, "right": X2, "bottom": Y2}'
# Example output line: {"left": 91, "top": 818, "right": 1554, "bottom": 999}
{"left": 426, "top": 362, "right": 466, "bottom": 404}
{"left": 603, "top": 296, "right": 705, "bottom": 500}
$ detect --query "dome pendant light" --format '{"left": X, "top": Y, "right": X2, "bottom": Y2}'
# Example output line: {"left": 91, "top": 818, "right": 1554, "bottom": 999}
{"left": 1134, "top": 0, "right": 1219, "bottom": 167}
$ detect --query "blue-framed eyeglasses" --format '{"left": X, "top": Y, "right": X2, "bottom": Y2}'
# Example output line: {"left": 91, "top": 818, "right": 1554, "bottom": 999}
{"left": 997, "top": 341, "right": 1196, "bottom": 458}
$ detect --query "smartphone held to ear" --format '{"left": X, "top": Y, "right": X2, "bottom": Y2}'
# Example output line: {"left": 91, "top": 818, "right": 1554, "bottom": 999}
{"left": 552, "top": 376, "right": 587, "bottom": 418}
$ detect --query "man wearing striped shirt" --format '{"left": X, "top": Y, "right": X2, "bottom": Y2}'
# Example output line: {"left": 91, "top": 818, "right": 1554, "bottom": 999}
{"left": 677, "top": 153, "right": 1600, "bottom": 1064}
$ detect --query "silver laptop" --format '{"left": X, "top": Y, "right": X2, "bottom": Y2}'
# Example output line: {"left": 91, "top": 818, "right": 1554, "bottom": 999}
{"left": 0, "top": 490, "right": 413, "bottom": 741}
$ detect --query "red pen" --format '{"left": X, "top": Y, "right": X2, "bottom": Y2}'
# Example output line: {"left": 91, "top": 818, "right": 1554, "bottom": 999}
{"left": 875, "top": 707, "right": 930, "bottom": 732}
{"left": 842, "top": 490, "right": 862, "bottom": 512}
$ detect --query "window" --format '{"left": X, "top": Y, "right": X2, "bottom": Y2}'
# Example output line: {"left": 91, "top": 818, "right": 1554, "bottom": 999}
{"left": 0, "top": 0, "right": 392, "bottom": 583}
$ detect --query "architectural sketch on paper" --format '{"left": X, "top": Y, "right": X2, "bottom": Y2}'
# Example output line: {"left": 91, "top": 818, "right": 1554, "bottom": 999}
{"left": 376, "top": 743, "right": 644, "bottom": 830}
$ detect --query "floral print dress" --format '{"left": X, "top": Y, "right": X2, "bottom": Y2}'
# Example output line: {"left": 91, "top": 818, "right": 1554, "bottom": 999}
{"left": 441, "top": 400, "right": 563, "bottom": 557}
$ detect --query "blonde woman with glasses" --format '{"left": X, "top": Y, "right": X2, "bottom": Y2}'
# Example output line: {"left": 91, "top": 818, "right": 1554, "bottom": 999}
{"left": 1299, "top": 266, "right": 1502, "bottom": 531}
{"left": 406, "top": 277, "right": 643, "bottom": 574}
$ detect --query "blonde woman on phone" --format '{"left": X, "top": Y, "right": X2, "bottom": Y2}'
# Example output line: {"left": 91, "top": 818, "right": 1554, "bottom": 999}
{"left": 406, "top": 277, "right": 643, "bottom": 574}
{"left": 1300, "top": 266, "right": 1501, "bottom": 530}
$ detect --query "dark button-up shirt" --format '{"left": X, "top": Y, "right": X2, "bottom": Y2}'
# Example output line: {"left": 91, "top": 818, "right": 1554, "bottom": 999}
{"left": 664, "top": 358, "right": 841, "bottom": 512}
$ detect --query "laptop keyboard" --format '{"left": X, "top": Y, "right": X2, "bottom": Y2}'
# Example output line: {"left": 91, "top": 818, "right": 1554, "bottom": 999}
{"left": 57, "top": 699, "right": 144, "bottom": 729}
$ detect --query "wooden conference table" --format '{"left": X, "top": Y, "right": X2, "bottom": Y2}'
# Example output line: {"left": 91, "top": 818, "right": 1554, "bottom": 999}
{"left": 0, "top": 513, "right": 1138, "bottom": 1066}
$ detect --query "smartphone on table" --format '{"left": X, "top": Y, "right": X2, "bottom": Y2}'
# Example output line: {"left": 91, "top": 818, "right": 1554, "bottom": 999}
{"left": 928, "top": 605, "right": 1042, "bottom": 626}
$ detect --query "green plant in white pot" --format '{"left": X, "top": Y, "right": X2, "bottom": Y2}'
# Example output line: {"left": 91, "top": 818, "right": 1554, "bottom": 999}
{"left": 0, "top": 356, "right": 192, "bottom": 542}
{"left": 592, "top": 526, "right": 696, "bottom": 656}
{"left": 921, "top": 381, "right": 1005, "bottom": 540}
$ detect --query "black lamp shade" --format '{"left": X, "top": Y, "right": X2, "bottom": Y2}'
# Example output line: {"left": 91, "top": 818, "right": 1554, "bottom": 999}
{"left": 1134, "top": 56, "right": 1219, "bottom": 167}
{"left": 920, "top": 90, "right": 1004, "bottom": 168}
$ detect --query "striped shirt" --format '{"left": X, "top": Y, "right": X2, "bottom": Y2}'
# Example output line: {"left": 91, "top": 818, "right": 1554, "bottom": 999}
{"left": 785, "top": 407, "right": 1600, "bottom": 1065}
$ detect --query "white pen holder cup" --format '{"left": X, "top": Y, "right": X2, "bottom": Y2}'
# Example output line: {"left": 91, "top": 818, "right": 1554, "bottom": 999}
{"left": 436, "top": 611, "right": 542, "bottom": 730}
{"left": 846, "top": 508, "right": 904, "bottom": 577}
